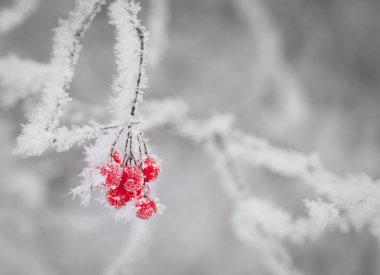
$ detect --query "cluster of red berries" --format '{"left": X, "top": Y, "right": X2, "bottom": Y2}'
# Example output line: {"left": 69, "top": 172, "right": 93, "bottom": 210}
{"left": 100, "top": 151, "right": 160, "bottom": 219}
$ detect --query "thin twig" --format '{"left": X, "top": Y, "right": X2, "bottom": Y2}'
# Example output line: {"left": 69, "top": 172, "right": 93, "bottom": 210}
{"left": 130, "top": 25, "right": 145, "bottom": 117}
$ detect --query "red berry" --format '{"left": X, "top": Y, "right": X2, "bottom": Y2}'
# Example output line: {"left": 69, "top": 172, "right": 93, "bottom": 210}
{"left": 135, "top": 197, "right": 157, "bottom": 219}
{"left": 108, "top": 184, "right": 134, "bottom": 198}
{"left": 122, "top": 166, "right": 144, "bottom": 192}
{"left": 106, "top": 184, "right": 134, "bottom": 209}
{"left": 100, "top": 164, "right": 122, "bottom": 190}
{"left": 136, "top": 185, "right": 150, "bottom": 197}
{"left": 143, "top": 157, "right": 160, "bottom": 183}
{"left": 112, "top": 151, "right": 122, "bottom": 164}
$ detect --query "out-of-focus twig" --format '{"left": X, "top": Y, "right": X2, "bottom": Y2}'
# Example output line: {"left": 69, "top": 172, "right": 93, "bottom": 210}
{"left": 103, "top": 221, "right": 152, "bottom": 275}
{"left": 233, "top": 0, "right": 309, "bottom": 133}
{"left": 0, "top": 0, "right": 41, "bottom": 34}
{"left": 147, "top": 0, "right": 170, "bottom": 68}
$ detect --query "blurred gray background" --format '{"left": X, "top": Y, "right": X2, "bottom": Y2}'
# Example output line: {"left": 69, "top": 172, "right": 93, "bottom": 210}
{"left": 0, "top": 0, "right": 380, "bottom": 274}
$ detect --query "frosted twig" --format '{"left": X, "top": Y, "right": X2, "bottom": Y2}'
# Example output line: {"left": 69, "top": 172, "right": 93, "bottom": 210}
{"left": 11, "top": 49, "right": 380, "bottom": 236}
{"left": 165, "top": 109, "right": 380, "bottom": 239}
{"left": 13, "top": 0, "right": 151, "bottom": 157}
{"left": 0, "top": 0, "right": 40, "bottom": 34}
{"left": 7, "top": 0, "right": 380, "bottom": 271}
{"left": 14, "top": 0, "right": 107, "bottom": 157}
{"left": 147, "top": 0, "right": 170, "bottom": 67}
{"left": 11, "top": 0, "right": 171, "bottom": 158}
{"left": 103, "top": 221, "right": 152, "bottom": 275}
{"left": 108, "top": 0, "right": 148, "bottom": 123}
{"left": 229, "top": 129, "right": 380, "bottom": 231}
{"left": 64, "top": 96, "right": 380, "bottom": 239}
{"left": 233, "top": 0, "right": 309, "bottom": 131}
{"left": 174, "top": 114, "right": 303, "bottom": 274}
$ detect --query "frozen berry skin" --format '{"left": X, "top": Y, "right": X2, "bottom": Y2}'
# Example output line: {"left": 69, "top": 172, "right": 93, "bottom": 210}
{"left": 143, "top": 157, "right": 160, "bottom": 183}
{"left": 100, "top": 164, "right": 122, "bottom": 190}
{"left": 106, "top": 184, "right": 134, "bottom": 208}
{"left": 112, "top": 151, "right": 121, "bottom": 164}
{"left": 108, "top": 184, "right": 134, "bottom": 199}
{"left": 106, "top": 193, "right": 127, "bottom": 209}
{"left": 135, "top": 197, "right": 157, "bottom": 219}
{"left": 135, "top": 185, "right": 150, "bottom": 197}
{"left": 122, "top": 166, "right": 144, "bottom": 192}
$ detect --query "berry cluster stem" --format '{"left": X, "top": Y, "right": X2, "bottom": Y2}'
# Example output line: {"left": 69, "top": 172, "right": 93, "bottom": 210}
{"left": 106, "top": 11, "right": 147, "bottom": 164}
{"left": 109, "top": 127, "right": 125, "bottom": 160}
{"left": 130, "top": 24, "right": 145, "bottom": 118}
{"left": 100, "top": 3, "right": 151, "bottom": 199}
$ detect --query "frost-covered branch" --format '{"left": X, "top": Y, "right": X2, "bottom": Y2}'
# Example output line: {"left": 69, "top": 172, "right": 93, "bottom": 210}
{"left": 70, "top": 0, "right": 165, "bottom": 223}
{"left": 0, "top": 0, "right": 40, "bottom": 34}
{"left": 15, "top": 0, "right": 106, "bottom": 157}
{"left": 103, "top": 221, "right": 152, "bottom": 275}
{"left": 23, "top": 91, "right": 379, "bottom": 241}
{"left": 53, "top": 98, "right": 188, "bottom": 152}
{"left": 174, "top": 115, "right": 303, "bottom": 275}
{"left": 228, "top": 129, "right": 380, "bottom": 233}
{"left": 172, "top": 111, "right": 380, "bottom": 238}
{"left": 144, "top": 103, "right": 380, "bottom": 272}
{"left": 7, "top": 0, "right": 380, "bottom": 271}
{"left": 147, "top": 0, "right": 170, "bottom": 67}
{"left": 0, "top": 0, "right": 167, "bottom": 110}
{"left": 108, "top": 0, "right": 148, "bottom": 123}
{"left": 175, "top": 114, "right": 312, "bottom": 239}
{"left": 0, "top": 55, "right": 50, "bottom": 107}
{"left": 85, "top": 98, "right": 380, "bottom": 273}
{"left": 80, "top": 97, "right": 378, "bottom": 243}
{"left": 6, "top": 0, "right": 377, "bottom": 238}
{"left": 233, "top": 0, "right": 309, "bottom": 131}
{"left": 14, "top": 0, "right": 151, "bottom": 157}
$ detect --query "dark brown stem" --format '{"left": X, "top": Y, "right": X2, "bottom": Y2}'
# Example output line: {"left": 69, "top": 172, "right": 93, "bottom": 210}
{"left": 122, "top": 128, "right": 132, "bottom": 165}
{"left": 130, "top": 25, "right": 145, "bottom": 117}
{"left": 109, "top": 127, "right": 125, "bottom": 160}
{"left": 140, "top": 132, "right": 149, "bottom": 156}
{"left": 128, "top": 131, "right": 137, "bottom": 165}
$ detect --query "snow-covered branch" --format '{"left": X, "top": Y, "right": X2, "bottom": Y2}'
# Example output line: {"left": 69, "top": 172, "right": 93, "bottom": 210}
{"left": 14, "top": 0, "right": 106, "bottom": 157}
{"left": 69, "top": 96, "right": 378, "bottom": 242}
{"left": 108, "top": 0, "right": 148, "bottom": 123}
{"left": 75, "top": 97, "right": 380, "bottom": 273}
{"left": 147, "top": 0, "right": 170, "bottom": 67}
{"left": 0, "top": 55, "right": 50, "bottom": 107}
{"left": 170, "top": 110, "right": 380, "bottom": 237}
{"left": 6, "top": 0, "right": 380, "bottom": 272}
{"left": 14, "top": 76, "right": 380, "bottom": 238}
{"left": 233, "top": 0, "right": 309, "bottom": 132}
{"left": 103, "top": 221, "right": 152, "bottom": 275}
{"left": 14, "top": 0, "right": 151, "bottom": 157}
{"left": 173, "top": 115, "right": 303, "bottom": 274}
{"left": 228, "top": 129, "right": 380, "bottom": 233}
{"left": 0, "top": 0, "right": 169, "bottom": 109}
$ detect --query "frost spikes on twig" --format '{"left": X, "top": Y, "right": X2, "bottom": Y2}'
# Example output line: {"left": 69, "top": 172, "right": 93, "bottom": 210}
{"left": 14, "top": 0, "right": 107, "bottom": 157}
{"left": 108, "top": 0, "right": 149, "bottom": 124}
